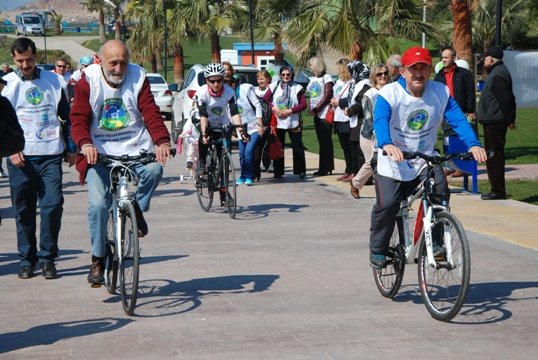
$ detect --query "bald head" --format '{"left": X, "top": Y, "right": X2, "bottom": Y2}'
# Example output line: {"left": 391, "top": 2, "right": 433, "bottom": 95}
{"left": 99, "top": 40, "right": 130, "bottom": 87}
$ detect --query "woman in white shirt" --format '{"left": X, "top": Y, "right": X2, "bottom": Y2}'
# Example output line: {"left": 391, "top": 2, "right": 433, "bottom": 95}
{"left": 307, "top": 56, "right": 334, "bottom": 176}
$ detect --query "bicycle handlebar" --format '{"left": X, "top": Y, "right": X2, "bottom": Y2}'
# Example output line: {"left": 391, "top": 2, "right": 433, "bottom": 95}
{"left": 97, "top": 148, "right": 176, "bottom": 165}
{"left": 382, "top": 150, "right": 476, "bottom": 164}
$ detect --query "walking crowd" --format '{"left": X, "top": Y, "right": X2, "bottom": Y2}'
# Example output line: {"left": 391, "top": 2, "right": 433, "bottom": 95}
{"left": 1, "top": 35, "right": 515, "bottom": 278}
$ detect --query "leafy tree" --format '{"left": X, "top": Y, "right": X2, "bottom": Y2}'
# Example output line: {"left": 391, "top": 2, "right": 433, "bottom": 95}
{"left": 284, "top": 0, "right": 435, "bottom": 68}
{"left": 82, "top": 0, "right": 107, "bottom": 44}
{"left": 49, "top": 10, "right": 63, "bottom": 36}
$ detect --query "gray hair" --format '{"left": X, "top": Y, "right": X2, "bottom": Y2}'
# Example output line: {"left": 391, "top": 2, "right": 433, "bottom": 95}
{"left": 387, "top": 54, "right": 402, "bottom": 69}
{"left": 309, "top": 56, "right": 327, "bottom": 77}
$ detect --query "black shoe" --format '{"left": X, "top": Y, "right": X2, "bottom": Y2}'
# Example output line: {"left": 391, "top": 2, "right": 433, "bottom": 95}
{"left": 133, "top": 201, "right": 148, "bottom": 237}
{"left": 40, "top": 262, "right": 57, "bottom": 279}
{"left": 87, "top": 256, "right": 105, "bottom": 285}
{"left": 481, "top": 192, "right": 507, "bottom": 200}
{"left": 313, "top": 170, "right": 332, "bottom": 176}
{"left": 18, "top": 265, "right": 34, "bottom": 279}
{"left": 299, "top": 172, "right": 306, "bottom": 179}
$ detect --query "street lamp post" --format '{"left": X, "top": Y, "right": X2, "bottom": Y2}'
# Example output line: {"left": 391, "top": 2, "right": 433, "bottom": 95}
{"left": 248, "top": 0, "right": 255, "bottom": 65}
{"left": 163, "top": 1, "right": 167, "bottom": 81}
{"left": 495, "top": 0, "right": 503, "bottom": 46}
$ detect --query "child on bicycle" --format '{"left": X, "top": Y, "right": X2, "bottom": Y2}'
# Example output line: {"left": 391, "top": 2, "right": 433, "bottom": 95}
{"left": 369, "top": 47, "right": 487, "bottom": 269}
{"left": 178, "top": 109, "right": 200, "bottom": 172}
{"left": 197, "top": 63, "right": 246, "bottom": 204}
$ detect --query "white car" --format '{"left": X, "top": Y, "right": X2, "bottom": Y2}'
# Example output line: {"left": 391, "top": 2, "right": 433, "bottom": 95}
{"left": 170, "top": 64, "right": 259, "bottom": 143}
{"left": 146, "top": 73, "right": 173, "bottom": 120}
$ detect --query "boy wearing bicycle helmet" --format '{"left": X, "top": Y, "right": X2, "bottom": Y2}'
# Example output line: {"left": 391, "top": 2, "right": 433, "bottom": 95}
{"left": 369, "top": 47, "right": 487, "bottom": 268}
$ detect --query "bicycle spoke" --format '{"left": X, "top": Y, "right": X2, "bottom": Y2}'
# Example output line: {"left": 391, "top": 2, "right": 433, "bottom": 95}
{"left": 120, "top": 202, "right": 139, "bottom": 316}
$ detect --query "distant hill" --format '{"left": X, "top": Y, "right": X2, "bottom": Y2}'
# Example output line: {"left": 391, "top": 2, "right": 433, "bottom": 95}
{"left": 4, "top": 0, "right": 96, "bottom": 23}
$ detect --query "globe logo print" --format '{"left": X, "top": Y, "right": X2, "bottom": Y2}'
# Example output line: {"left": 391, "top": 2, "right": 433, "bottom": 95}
{"left": 25, "top": 87, "right": 44, "bottom": 105}
{"left": 309, "top": 81, "right": 322, "bottom": 98}
{"left": 99, "top": 99, "right": 129, "bottom": 131}
{"left": 210, "top": 106, "right": 224, "bottom": 116}
{"left": 407, "top": 109, "right": 428, "bottom": 131}
{"left": 238, "top": 104, "right": 244, "bottom": 114}
{"left": 275, "top": 95, "right": 288, "bottom": 110}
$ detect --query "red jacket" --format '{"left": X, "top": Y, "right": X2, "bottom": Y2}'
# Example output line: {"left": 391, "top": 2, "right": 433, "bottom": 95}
{"left": 70, "top": 73, "right": 170, "bottom": 183}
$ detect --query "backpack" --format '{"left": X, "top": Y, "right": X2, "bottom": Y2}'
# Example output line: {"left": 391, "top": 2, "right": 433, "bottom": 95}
{"left": 257, "top": 96, "right": 273, "bottom": 126}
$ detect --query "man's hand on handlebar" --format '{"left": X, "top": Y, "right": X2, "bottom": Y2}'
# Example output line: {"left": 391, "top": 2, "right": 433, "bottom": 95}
{"left": 156, "top": 143, "right": 172, "bottom": 165}
{"left": 469, "top": 145, "right": 488, "bottom": 163}
{"left": 383, "top": 144, "right": 404, "bottom": 162}
{"left": 81, "top": 144, "right": 98, "bottom": 165}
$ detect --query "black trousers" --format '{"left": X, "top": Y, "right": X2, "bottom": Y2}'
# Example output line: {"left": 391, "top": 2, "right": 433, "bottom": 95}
{"left": 313, "top": 116, "right": 334, "bottom": 173}
{"left": 482, "top": 122, "right": 508, "bottom": 196}
{"left": 335, "top": 123, "right": 352, "bottom": 174}
{"left": 273, "top": 128, "right": 306, "bottom": 177}
{"left": 369, "top": 165, "right": 448, "bottom": 255}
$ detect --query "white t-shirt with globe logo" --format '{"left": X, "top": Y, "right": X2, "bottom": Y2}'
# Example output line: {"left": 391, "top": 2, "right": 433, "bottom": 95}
{"left": 307, "top": 74, "right": 333, "bottom": 119}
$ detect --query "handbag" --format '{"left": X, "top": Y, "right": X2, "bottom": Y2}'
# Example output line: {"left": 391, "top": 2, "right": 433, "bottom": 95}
{"left": 325, "top": 106, "right": 335, "bottom": 124}
{"left": 268, "top": 136, "right": 284, "bottom": 160}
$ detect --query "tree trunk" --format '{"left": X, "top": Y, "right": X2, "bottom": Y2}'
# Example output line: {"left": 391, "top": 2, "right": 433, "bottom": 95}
{"left": 173, "top": 42, "right": 185, "bottom": 85}
{"left": 150, "top": 54, "right": 157, "bottom": 73}
{"left": 114, "top": 11, "right": 121, "bottom": 41}
{"left": 273, "top": 34, "right": 284, "bottom": 65}
{"left": 451, "top": 1, "right": 474, "bottom": 73}
{"left": 210, "top": 31, "right": 221, "bottom": 63}
{"left": 99, "top": 10, "right": 106, "bottom": 44}
{"left": 155, "top": 50, "right": 163, "bottom": 72}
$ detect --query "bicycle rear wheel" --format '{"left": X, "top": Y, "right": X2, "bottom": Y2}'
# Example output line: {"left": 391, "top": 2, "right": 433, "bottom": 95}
{"left": 418, "top": 211, "right": 470, "bottom": 321}
{"left": 119, "top": 201, "right": 139, "bottom": 316}
{"left": 196, "top": 152, "right": 214, "bottom": 211}
{"left": 222, "top": 152, "right": 237, "bottom": 219}
{"left": 104, "top": 211, "right": 118, "bottom": 294}
{"left": 373, "top": 217, "right": 406, "bottom": 298}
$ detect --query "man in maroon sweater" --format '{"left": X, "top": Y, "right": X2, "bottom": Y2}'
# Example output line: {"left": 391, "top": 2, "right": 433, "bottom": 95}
{"left": 70, "top": 40, "right": 171, "bottom": 286}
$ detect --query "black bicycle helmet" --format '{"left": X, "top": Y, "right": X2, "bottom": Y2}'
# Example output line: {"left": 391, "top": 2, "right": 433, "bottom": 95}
{"left": 204, "top": 63, "right": 225, "bottom": 78}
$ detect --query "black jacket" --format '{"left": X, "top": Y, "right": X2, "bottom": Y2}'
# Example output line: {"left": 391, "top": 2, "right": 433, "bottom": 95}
{"left": 477, "top": 61, "right": 516, "bottom": 124}
{"left": 434, "top": 65, "right": 476, "bottom": 114}
{"left": 0, "top": 95, "right": 25, "bottom": 157}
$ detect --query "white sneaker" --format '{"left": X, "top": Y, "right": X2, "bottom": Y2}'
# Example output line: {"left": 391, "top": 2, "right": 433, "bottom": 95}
{"left": 0, "top": 171, "right": 7, "bottom": 178}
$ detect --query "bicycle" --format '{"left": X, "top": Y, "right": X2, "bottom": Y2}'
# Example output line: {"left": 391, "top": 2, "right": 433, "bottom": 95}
{"left": 96, "top": 151, "right": 158, "bottom": 316}
{"left": 195, "top": 124, "right": 243, "bottom": 219}
{"left": 372, "top": 150, "right": 473, "bottom": 321}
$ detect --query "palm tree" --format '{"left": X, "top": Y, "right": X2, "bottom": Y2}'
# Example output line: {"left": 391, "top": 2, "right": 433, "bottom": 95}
{"left": 252, "top": 0, "right": 304, "bottom": 65}
{"left": 82, "top": 0, "right": 107, "bottom": 44}
{"left": 284, "top": 0, "right": 435, "bottom": 67}
{"left": 49, "top": 10, "right": 63, "bottom": 35}
{"left": 126, "top": 1, "right": 163, "bottom": 72}
{"left": 177, "top": 0, "right": 245, "bottom": 63}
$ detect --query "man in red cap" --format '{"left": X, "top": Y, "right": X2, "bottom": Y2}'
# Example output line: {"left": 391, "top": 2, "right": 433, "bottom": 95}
{"left": 368, "top": 46, "right": 488, "bottom": 268}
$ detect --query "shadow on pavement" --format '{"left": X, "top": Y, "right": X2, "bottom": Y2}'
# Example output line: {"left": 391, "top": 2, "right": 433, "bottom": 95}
{"left": 130, "top": 274, "right": 279, "bottom": 317}
{"left": 383, "top": 281, "right": 538, "bottom": 324}
{"left": 0, "top": 317, "right": 133, "bottom": 354}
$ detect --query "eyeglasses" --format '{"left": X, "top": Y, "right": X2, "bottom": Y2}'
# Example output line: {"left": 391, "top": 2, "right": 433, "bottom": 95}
{"left": 376, "top": 71, "right": 389, "bottom": 77}
{"left": 56, "top": 64, "right": 66, "bottom": 68}
{"left": 207, "top": 78, "right": 223, "bottom": 84}
{"left": 281, "top": 73, "right": 291, "bottom": 77}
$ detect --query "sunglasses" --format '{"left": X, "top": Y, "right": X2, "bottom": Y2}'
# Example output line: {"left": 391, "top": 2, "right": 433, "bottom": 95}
{"left": 281, "top": 73, "right": 291, "bottom": 77}
{"left": 56, "top": 64, "right": 67, "bottom": 68}
{"left": 207, "top": 78, "right": 223, "bottom": 84}
{"left": 376, "top": 71, "right": 389, "bottom": 77}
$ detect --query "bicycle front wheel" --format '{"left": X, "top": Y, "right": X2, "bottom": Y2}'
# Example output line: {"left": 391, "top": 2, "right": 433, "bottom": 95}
{"left": 119, "top": 201, "right": 140, "bottom": 316}
{"left": 418, "top": 211, "right": 470, "bottom": 322}
{"left": 222, "top": 152, "right": 237, "bottom": 219}
{"left": 196, "top": 152, "right": 214, "bottom": 211}
{"left": 104, "top": 211, "right": 118, "bottom": 294}
{"left": 373, "top": 217, "right": 406, "bottom": 298}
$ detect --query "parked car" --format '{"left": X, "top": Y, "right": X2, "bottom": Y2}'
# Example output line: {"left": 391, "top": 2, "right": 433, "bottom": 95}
{"left": 170, "top": 64, "right": 259, "bottom": 143}
{"left": 146, "top": 72, "right": 173, "bottom": 120}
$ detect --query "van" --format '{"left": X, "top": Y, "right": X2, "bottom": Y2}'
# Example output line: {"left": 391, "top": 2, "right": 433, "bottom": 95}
{"left": 15, "top": 13, "right": 44, "bottom": 36}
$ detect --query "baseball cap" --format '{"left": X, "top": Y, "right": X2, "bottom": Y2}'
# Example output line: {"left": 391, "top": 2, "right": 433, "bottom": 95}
{"left": 482, "top": 46, "right": 503, "bottom": 60}
{"left": 401, "top": 46, "right": 432, "bottom": 67}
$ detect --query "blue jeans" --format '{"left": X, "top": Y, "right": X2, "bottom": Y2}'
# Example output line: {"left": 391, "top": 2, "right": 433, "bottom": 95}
{"left": 86, "top": 162, "right": 163, "bottom": 258}
{"left": 7, "top": 155, "right": 64, "bottom": 267}
{"left": 238, "top": 132, "right": 260, "bottom": 180}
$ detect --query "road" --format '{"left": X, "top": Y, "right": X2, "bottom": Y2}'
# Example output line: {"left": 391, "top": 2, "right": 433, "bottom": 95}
{"left": 1, "top": 153, "right": 537, "bottom": 359}
{"left": 3, "top": 34, "right": 98, "bottom": 63}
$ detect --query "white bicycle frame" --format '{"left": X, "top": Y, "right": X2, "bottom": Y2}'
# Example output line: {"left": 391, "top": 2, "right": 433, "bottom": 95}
{"left": 109, "top": 162, "right": 138, "bottom": 265}
{"left": 400, "top": 180, "right": 453, "bottom": 269}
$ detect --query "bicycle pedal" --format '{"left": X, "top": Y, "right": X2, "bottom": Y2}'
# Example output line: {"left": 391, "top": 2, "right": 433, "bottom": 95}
{"left": 90, "top": 283, "right": 102, "bottom": 288}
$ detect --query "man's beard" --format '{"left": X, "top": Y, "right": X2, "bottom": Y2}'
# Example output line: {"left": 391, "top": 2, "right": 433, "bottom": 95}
{"left": 103, "top": 68, "right": 125, "bottom": 86}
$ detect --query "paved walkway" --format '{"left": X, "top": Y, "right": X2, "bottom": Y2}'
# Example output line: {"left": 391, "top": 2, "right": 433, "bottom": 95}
{"left": 300, "top": 150, "right": 538, "bottom": 252}
{"left": 0, "top": 151, "right": 537, "bottom": 359}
